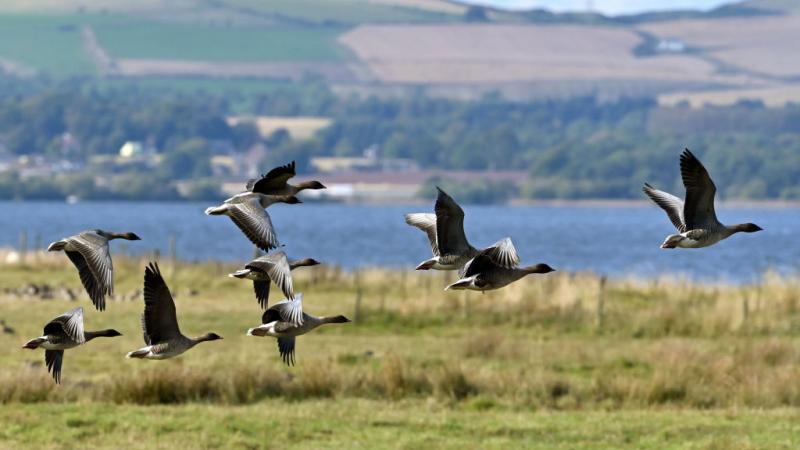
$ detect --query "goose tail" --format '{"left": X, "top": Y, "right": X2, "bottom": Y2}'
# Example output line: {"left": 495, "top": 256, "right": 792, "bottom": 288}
{"left": 247, "top": 326, "right": 268, "bottom": 337}
{"left": 205, "top": 205, "right": 226, "bottom": 216}
{"left": 445, "top": 278, "right": 472, "bottom": 291}
{"left": 126, "top": 349, "right": 149, "bottom": 359}
{"left": 47, "top": 240, "right": 67, "bottom": 252}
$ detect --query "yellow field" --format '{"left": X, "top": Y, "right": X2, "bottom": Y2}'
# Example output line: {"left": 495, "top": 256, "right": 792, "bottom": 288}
{"left": 338, "top": 24, "right": 746, "bottom": 85}
{"left": 641, "top": 15, "right": 800, "bottom": 79}
{"left": 226, "top": 116, "right": 332, "bottom": 140}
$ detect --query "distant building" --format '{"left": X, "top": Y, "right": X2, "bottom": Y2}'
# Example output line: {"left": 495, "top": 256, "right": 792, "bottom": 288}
{"left": 656, "top": 39, "right": 686, "bottom": 54}
{"left": 118, "top": 141, "right": 156, "bottom": 158}
{"left": 311, "top": 146, "right": 419, "bottom": 173}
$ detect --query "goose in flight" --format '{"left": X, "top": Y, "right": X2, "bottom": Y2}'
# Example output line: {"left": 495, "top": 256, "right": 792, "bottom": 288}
{"left": 229, "top": 251, "right": 320, "bottom": 309}
{"left": 48, "top": 230, "right": 141, "bottom": 311}
{"left": 446, "top": 238, "right": 554, "bottom": 291}
{"left": 246, "top": 160, "right": 326, "bottom": 197}
{"left": 23, "top": 307, "right": 122, "bottom": 383}
{"left": 643, "top": 149, "right": 763, "bottom": 249}
{"left": 246, "top": 293, "right": 350, "bottom": 366}
{"left": 126, "top": 263, "right": 222, "bottom": 359}
{"left": 406, "top": 187, "right": 519, "bottom": 271}
{"left": 205, "top": 193, "right": 299, "bottom": 251}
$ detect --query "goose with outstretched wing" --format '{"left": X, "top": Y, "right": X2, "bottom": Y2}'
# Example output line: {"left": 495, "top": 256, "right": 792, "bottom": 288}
{"left": 643, "top": 149, "right": 762, "bottom": 249}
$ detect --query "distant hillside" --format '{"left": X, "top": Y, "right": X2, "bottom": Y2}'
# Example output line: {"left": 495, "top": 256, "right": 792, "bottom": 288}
{"left": 0, "top": 0, "right": 797, "bottom": 105}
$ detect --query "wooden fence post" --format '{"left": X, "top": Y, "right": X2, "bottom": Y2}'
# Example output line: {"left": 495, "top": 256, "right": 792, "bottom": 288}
{"left": 596, "top": 276, "right": 607, "bottom": 330}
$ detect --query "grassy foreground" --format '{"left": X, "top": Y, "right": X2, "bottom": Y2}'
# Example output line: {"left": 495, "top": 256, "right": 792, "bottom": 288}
{"left": 2, "top": 401, "right": 800, "bottom": 449}
{"left": 1, "top": 254, "right": 799, "bottom": 448}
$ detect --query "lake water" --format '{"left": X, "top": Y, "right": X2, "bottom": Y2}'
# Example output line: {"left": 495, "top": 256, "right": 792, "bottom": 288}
{"left": 1, "top": 201, "right": 797, "bottom": 283}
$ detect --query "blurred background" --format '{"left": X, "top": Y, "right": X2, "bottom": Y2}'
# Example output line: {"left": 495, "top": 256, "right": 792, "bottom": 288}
{"left": 0, "top": 0, "right": 798, "bottom": 279}
{"left": 3, "top": 4, "right": 800, "bottom": 447}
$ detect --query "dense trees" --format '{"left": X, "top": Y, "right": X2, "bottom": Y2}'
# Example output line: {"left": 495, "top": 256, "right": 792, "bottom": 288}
{"left": 0, "top": 78, "right": 798, "bottom": 200}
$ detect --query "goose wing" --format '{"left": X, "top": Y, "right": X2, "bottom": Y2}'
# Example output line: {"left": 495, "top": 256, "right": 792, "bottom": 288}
{"left": 261, "top": 293, "right": 304, "bottom": 327}
{"left": 43, "top": 307, "right": 85, "bottom": 344}
{"left": 228, "top": 198, "right": 280, "bottom": 251}
{"left": 277, "top": 337, "right": 296, "bottom": 366}
{"left": 404, "top": 213, "right": 439, "bottom": 256}
{"left": 481, "top": 238, "right": 520, "bottom": 269}
{"left": 66, "top": 232, "right": 114, "bottom": 310}
{"left": 45, "top": 350, "right": 64, "bottom": 384}
{"left": 246, "top": 251, "right": 293, "bottom": 302}
{"left": 434, "top": 187, "right": 471, "bottom": 256}
{"left": 680, "top": 149, "right": 719, "bottom": 229}
{"left": 251, "top": 161, "right": 296, "bottom": 194}
{"left": 253, "top": 281, "right": 271, "bottom": 309}
{"left": 462, "top": 248, "right": 502, "bottom": 278}
{"left": 643, "top": 183, "right": 686, "bottom": 232}
{"left": 141, "top": 262, "right": 181, "bottom": 345}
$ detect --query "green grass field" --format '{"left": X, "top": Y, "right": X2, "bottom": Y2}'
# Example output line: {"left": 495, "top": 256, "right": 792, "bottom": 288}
{"left": 1, "top": 256, "right": 799, "bottom": 448}
{"left": 223, "top": 0, "right": 457, "bottom": 24}
{"left": 0, "top": 12, "right": 350, "bottom": 79}
{"left": 0, "top": 14, "right": 95, "bottom": 76}
{"left": 0, "top": 0, "right": 447, "bottom": 79}
{"left": 3, "top": 402, "right": 800, "bottom": 449}
{"left": 93, "top": 20, "right": 350, "bottom": 62}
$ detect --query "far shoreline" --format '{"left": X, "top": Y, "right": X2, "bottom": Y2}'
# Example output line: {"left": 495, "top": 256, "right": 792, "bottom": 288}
{"left": 3, "top": 198, "right": 800, "bottom": 208}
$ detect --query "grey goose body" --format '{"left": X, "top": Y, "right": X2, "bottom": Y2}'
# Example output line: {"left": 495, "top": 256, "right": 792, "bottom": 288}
{"left": 47, "top": 229, "right": 141, "bottom": 310}
{"left": 643, "top": 149, "right": 762, "bottom": 249}
{"left": 126, "top": 262, "right": 222, "bottom": 360}
{"left": 246, "top": 293, "right": 350, "bottom": 366}
{"left": 205, "top": 192, "right": 300, "bottom": 252}
{"left": 229, "top": 251, "right": 320, "bottom": 309}
{"left": 446, "top": 238, "right": 554, "bottom": 292}
{"left": 22, "top": 307, "right": 122, "bottom": 383}
{"left": 246, "top": 160, "right": 326, "bottom": 197}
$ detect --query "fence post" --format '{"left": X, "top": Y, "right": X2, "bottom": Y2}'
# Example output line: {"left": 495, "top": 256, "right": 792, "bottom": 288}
{"left": 18, "top": 230, "right": 27, "bottom": 264}
{"left": 353, "top": 270, "right": 363, "bottom": 322}
{"left": 596, "top": 276, "right": 607, "bottom": 330}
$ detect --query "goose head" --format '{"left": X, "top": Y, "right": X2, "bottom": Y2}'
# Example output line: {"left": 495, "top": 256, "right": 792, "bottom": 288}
{"left": 200, "top": 332, "right": 224, "bottom": 342}
{"left": 737, "top": 223, "right": 763, "bottom": 233}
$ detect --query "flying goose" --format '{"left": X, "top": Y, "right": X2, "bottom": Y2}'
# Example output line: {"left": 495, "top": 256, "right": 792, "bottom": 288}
{"left": 205, "top": 193, "right": 300, "bottom": 251}
{"left": 246, "top": 293, "right": 350, "bottom": 366}
{"left": 48, "top": 230, "right": 141, "bottom": 311}
{"left": 445, "top": 238, "right": 554, "bottom": 291}
{"left": 406, "top": 187, "right": 519, "bottom": 271}
{"left": 643, "top": 149, "right": 763, "bottom": 249}
{"left": 247, "top": 161, "right": 326, "bottom": 196}
{"left": 126, "top": 263, "right": 222, "bottom": 359}
{"left": 229, "top": 251, "right": 320, "bottom": 309}
{"left": 22, "top": 307, "right": 122, "bottom": 383}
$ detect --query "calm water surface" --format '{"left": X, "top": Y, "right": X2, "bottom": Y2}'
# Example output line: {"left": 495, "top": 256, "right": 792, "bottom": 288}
{"left": 2, "top": 201, "right": 797, "bottom": 283}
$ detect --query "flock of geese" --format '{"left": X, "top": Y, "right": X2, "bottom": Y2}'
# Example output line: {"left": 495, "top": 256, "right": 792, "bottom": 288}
{"left": 22, "top": 150, "right": 762, "bottom": 383}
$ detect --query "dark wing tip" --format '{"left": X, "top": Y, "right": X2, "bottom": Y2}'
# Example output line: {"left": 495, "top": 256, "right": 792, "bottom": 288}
{"left": 680, "top": 148, "right": 698, "bottom": 164}
{"left": 145, "top": 261, "right": 161, "bottom": 277}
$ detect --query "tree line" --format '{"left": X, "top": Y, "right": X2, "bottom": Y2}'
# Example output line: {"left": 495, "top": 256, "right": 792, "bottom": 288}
{"left": 0, "top": 79, "right": 798, "bottom": 201}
